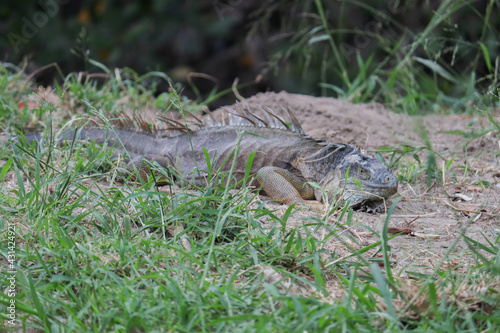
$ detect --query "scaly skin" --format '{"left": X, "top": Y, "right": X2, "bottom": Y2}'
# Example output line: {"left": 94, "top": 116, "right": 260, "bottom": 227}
{"left": 1, "top": 109, "right": 398, "bottom": 210}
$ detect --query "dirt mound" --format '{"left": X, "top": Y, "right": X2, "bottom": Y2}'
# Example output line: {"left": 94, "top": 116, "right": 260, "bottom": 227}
{"left": 214, "top": 91, "right": 402, "bottom": 149}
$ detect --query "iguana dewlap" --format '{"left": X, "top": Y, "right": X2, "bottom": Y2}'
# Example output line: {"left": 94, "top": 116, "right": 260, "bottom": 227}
{"left": 2, "top": 106, "right": 398, "bottom": 210}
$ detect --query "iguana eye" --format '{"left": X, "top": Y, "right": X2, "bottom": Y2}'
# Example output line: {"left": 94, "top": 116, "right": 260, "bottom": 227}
{"left": 358, "top": 168, "right": 370, "bottom": 179}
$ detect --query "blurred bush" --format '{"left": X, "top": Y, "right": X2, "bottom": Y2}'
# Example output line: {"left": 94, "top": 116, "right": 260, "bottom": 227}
{"left": 0, "top": 0, "right": 498, "bottom": 109}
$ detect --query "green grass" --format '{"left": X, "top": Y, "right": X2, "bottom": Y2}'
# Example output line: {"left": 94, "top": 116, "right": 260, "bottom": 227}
{"left": 0, "top": 63, "right": 499, "bottom": 332}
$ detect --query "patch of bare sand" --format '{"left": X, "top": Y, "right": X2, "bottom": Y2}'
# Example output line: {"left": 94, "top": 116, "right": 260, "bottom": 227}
{"left": 213, "top": 91, "right": 500, "bottom": 279}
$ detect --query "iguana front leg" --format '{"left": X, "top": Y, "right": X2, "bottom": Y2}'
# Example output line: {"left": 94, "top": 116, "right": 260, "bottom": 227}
{"left": 256, "top": 166, "right": 323, "bottom": 209}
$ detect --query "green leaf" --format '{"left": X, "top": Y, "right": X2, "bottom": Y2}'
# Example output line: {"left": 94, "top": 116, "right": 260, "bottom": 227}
{"left": 374, "top": 152, "right": 387, "bottom": 165}
{"left": 319, "top": 83, "right": 346, "bottom": 96}
{"left": 352, "top": 177, "right": 362, "bottom": 190}
{"left": 281, "top": 203, "right": 295, "bottom": 226}
{"left": 203, "top": 147, "right": 212, "bottom": 175}
{"left": 370, "top": 263, "right": 396, "bottom": 318}
{"left": 427, "top": 282, "right": 442, "bottom": 320}
{"left": 25, "top": 271, "right": 51, "bottom": 330}
{"left": 307, "top": 181, "right": 322, "bottom": 189}
{"left": 443, "top": 130, "right": 467, "bottom": 136}
{"left": 445, "top": 156, "right": 456, "bottom": 171}
{"left": 412, "top": 153, "right": 421, "bottom": 164}
{"left": 414, "top": 56, "right": 457, "bottom": 83}
{"left": 0, "top": 157, "right": 13, "bottom": 180}
{"left": 88, "top": 59, "right": 111, "bottom": 74}
{"left": 487, "top": 110, "right": 500, "bottom": 131}
{"left": 284, "top": 228, "right": 296, "bottom": 253}
{"left": 471, "top": 180, "right": 491, "bottom": 187}
{"left": 479, "top": 42, "right": 493, "bottom": 72}
{"left": 244, "top": 151, "right": 256, "bottom": 182}
{"left": 308, "top": 34, "right": 330, "bottom": 45}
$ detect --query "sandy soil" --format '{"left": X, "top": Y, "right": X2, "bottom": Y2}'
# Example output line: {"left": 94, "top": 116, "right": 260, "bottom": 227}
{"left": 212, "top": 91, "right": 500, "bottom": 278}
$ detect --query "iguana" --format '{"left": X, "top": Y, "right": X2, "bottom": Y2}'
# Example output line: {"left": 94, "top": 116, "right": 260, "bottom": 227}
{"left": 1, "top": 106, "right": 398, "bottom": 211}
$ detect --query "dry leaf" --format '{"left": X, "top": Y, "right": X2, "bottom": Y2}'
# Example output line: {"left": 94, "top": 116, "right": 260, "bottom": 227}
{"left": 452, "top": 193, "right": 473, "bottom": 201}
{"left": 459, "top": 204, "right": 481, "bottom": 213}
{"left": 414, "top": 233, "right": 441, "bottom": 239}
{"left": 472, "top": 212, "right": 482, "bottom": 223}
{"left": 388, "top": 227, "right": 413, "bottom": 235}
{"left": 466, "top": 185, "right": 483, "bottom": 192}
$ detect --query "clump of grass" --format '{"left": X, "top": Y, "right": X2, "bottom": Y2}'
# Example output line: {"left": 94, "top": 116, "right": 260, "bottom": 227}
{"left": 0, "top": 61, "right": 205, "bottom": 136}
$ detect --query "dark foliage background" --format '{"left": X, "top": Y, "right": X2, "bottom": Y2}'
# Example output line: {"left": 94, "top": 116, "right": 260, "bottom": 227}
{"left": 1, "top": 0, "right": 499, "bottom": 108}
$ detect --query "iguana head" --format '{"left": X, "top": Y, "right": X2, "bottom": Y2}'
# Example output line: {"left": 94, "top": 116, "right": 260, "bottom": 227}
{"left": 340, "top": 153, "right": 398, "bottom": 207}
{"left": 321, "top": 152, "right": 398, "bottom": 208}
